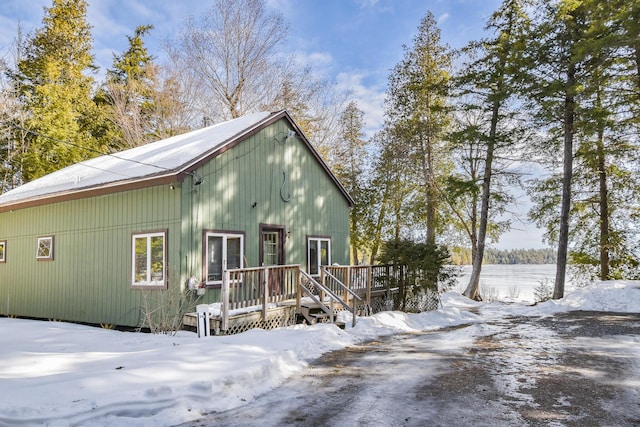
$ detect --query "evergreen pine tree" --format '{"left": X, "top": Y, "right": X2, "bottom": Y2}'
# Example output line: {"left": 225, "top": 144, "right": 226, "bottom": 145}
{"left": 13, "top": 0, "right": 100, "bottom": 181}
{"left": 384, "top": 11, "right": 453, "bottom": 246}
{"left": 521, "top": 0, "right": 594, "bottom": 299}
{"left": 98, "top": 24, "right": 158, "bottom": 149}
{"left": 453, "top": 0, "right": 529, "bottom": 300}
{"left": 332, "top": 101, "right": 372, "bottom": 264}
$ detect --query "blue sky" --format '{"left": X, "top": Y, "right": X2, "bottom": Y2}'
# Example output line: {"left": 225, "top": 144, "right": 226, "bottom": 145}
{"left": 0, "top": 0, "right": 502, "bottom": 133}
{"left": 0, "top": 0, "right": 547, "bottom": 249}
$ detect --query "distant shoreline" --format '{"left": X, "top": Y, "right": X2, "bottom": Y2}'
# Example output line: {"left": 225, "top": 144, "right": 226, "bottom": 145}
{"left": 450, "top": 248, "right": 556, "bottom": 265}
{"left": 451, "top": 262, "right": 556, "bottom": 266}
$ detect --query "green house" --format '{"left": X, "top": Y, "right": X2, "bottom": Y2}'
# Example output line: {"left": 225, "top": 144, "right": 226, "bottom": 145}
{"left": 0, "top": 111, "right": 353, "bottom": 328}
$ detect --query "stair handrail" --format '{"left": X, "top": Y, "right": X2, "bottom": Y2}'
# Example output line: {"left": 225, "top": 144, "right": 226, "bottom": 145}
{"left": 300, "top": 266, "right": 363, "bottom": 326}
{"left": 299, "top": 271, "right": 334, "bottom": 322}
{"left": 322, "top": 267, "right": 364, "bottom": 327}
{"left": 300, "top": 269, "right": 359, "bottom": 311}
{"left": 322, "top": 268, "right": 364, "bottom": 303}
{"left": 300, "top": 269, "right": 362, "bottom": 326}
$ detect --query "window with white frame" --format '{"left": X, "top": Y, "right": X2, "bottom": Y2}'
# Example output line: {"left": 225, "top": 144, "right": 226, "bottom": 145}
{"left": 132, "top": 231, "right": 166, "bottom": 287}
{"left": 307, "top": 236, "right": 331, "bottom": 276}
{"left": 0, "top": 240, "right": 5, "bottom": 263}
{"left": 36, "top": 236, "right": 54, "bottom": 261}
{"left": 205, "top": 232, "right": 244, "bottom": 285}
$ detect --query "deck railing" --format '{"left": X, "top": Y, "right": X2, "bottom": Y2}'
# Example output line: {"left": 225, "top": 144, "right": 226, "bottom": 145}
{"left": 221, "top": 264, "right": 299, "bottom": 330}
{"left": 219, "top": 264, "right": 401, "bottom": 331}
{"left": 323, "top": 264, "right": 401, "bottom": 305}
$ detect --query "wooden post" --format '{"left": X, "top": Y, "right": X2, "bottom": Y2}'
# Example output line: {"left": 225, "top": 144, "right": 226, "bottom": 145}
{"left": 352, "top": 301, "right": 357, "bottom": 328}
{"left": 262, "top": 268, "right": 269, "bottom": 321}
{"left": 221, "top": 269, "right": 230, "bottom": 331}
{"left": 347, "top": 267, "right": 354, "bottom": 327}
{"left": 320, "top": 267, "right": 326, "bottom": 303}
{"left": 295, "top": 267, "right": 301, "bottom": 312}
{"left": 196, "top": 304, "right": 210, "bottom": 337}
{"left": 366, "top": 265, "right": 372, "bottom": 308}
{"left": 344, "top": 267, "right": 350, "bottom": 302}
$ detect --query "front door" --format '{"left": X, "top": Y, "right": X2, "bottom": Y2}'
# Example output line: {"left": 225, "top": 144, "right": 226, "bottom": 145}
{"left": 260, "top": 225, "right": 285, "bottom": 294}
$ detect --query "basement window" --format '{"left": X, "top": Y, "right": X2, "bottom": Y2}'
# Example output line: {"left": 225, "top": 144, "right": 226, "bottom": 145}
{"left": 132, "top": 231, "right": 166, "bottom": 287}
{"left": 36, "top": 236, "right": 54, "bottom": 261}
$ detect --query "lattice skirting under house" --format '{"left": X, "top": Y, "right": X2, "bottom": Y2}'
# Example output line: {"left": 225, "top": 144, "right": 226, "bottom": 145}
{"left": 184, "top": 291, "right": 442, "bottom": 336}
{"left": 184, "top": 306, "right": 298, "bottom": 336}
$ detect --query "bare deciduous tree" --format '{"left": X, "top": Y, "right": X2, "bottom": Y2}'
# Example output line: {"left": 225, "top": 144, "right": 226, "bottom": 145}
{"left": 166, "top": 0, "right": 288, "bottom": 121}
{"left": 0, "top": 57, "right": 26, "bottom": 193}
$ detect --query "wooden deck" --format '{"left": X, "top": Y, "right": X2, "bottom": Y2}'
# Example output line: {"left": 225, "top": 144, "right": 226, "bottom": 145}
{"left": 183, "top": 303, "right": 298, "bottom": 335}
{"left": 183, "top": 264, "right": 402, "bottom": 335}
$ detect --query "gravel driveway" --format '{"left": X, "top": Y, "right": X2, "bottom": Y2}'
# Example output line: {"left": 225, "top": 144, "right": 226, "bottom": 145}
{"left": 419, "top": 311, "right": 640, "bottom": 426}
{"left": 181, "top": 311, "right": 640, "bottom": 426}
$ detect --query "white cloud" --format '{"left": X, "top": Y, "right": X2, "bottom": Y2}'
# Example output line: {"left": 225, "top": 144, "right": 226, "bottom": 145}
{"left": 354, "top": 0, "right": 381, "bottom": 8}
{"left": 299, "top": 51, "right": 333, "bottom": 67}
{"left": 437, "top": 12, "right": 450, "bottom": 24}
{"left": 336, "top": 72, "right": 386, "bottom": 138}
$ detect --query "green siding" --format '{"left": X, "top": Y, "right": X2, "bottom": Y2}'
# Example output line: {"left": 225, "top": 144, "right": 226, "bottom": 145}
{"left": 184, "top": 120, "right": 351, "bottom": 304}
{"left": 0, "top": 185, "right": 181, "bottom": 326}
{"left": 0, "top": 117, "right": 350, "bottom": 326}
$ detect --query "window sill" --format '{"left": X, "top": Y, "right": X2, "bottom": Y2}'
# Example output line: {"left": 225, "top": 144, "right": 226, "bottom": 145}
{"left": 131, "top": 284, "right": 167, "bottom": 290}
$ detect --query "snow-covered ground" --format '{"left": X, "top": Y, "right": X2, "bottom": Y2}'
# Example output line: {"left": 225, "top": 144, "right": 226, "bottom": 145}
{"left": 1, "top": 281, "right": 639, "bottom": 427}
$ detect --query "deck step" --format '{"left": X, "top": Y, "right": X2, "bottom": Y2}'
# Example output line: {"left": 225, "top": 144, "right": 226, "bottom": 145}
{"left": 301, "top": 301, "right": 327, "bottom": 309}
{"left": 310, "top": 313, "right": 331, "bottom": 319}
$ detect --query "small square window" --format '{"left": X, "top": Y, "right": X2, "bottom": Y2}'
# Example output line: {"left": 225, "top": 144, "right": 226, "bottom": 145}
{"left": 36, "top": 236, "right": 54, "bottom": 261}
{"left": 0, "top": 240, "right": 6, "bottom": 263}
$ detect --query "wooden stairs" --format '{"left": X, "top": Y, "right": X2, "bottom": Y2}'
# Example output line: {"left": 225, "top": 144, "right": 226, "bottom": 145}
{"left": 187, "top": 265, "right": 395, "bottom": 335}
{"left": 297, "top": 269, "right": 367, "bottom": 329}
{"left": 297, "top": 301, "right": 346, "bottom": 328}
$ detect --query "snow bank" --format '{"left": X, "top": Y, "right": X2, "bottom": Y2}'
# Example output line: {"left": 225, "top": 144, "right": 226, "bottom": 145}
{"left": 0, "top": 280, "right": 637, "bottom": 426}
{"left": 535, "top": 280, "right": 640, "bottom": 315}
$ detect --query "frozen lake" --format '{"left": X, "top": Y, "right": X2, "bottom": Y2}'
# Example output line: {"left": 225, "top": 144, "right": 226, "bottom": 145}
{"left": 452, "top": 264, "right": 568, "bottom": 303}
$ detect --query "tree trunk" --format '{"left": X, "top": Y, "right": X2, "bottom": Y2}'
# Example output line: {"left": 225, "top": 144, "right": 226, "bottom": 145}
{"left": 634, "top": 32, "right": 640, "bottom": 97}
{"left": 350, "top": 211, "right": 360, "bottom": 265}
{"left": 554, "top": 64, "right": 576, "bottom": 300}
{"left": 422, "top": 132, "right": 437, "bottom": 246}
{"left": 596, "top": 127, "right": 610, "bottom": 280}
{"left": 464, "top": 99, "right": 498, "bottom": 301}
{"left": 370, "top": 183, "right": 390, "bottom": 263}
{"left": 351, "top": 246, "right": 360, "bottom": 266}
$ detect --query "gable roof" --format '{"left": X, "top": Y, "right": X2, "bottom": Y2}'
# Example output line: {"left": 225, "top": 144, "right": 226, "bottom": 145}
{"left": 0, "top": 110, "right": 353, "bottom": 212}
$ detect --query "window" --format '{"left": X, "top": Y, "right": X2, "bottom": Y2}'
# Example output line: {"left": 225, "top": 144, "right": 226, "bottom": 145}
{"left": 132, "top": 231, "right": 166, "bottom": 287}
{"left": 0, "top": 240, "right": 5, "bottom": 263}
{"left": 205, "top": 232, "right": 244, "bottom": 285}
{"left": 307, "top": 236, "right": 331, "bottom": 276}
{"left": 262, "top": 231, "right": 280, "bottom": 265}
{"left": 36, "top": 236, "right": 54, "bottom": 261}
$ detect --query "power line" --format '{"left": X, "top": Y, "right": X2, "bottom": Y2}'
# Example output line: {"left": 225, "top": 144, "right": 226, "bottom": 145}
{"left": 3, "top": 122, "right": 206, "bottom": 185}
{"left": 4, "top": 122, "right": 174, "bottom": 173}
{"left": 72, "top": 160, "right": 138, "bottom": 179}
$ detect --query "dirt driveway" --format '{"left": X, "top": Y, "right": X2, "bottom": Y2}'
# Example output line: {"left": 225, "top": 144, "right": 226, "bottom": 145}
{"left": 181, "top": 311, "right": 640, "bottom": 426}
{"left": 419, "top": 311, "right": 640, "bottom": 426}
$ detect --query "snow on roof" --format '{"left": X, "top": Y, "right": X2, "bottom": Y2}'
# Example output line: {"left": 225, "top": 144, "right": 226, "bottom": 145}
{"left": 0, "top": 111, "right": 276, "bottom": 206}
